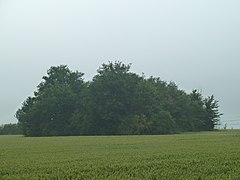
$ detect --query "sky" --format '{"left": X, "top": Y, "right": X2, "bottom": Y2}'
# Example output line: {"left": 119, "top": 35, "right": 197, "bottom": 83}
{"left": 0, "top": 0, "right": 240, "bottom": 128}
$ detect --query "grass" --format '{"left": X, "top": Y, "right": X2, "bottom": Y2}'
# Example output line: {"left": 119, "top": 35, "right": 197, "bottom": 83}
{"left": 0, "top": 130, "right": 240, "bottom": 179}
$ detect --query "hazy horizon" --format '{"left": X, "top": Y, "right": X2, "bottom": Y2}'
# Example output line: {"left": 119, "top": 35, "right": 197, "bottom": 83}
{"left": 1, "top": 0, "right": 240, "bottom": 128}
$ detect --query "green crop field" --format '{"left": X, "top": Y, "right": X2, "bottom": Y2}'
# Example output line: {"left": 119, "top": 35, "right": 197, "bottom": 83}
{"left": 0, "top": 131, "right": 240, "bottom": 179}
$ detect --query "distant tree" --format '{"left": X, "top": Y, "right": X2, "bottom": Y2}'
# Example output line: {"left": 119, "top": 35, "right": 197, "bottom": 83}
{"left": 0, "top": 123, "right": 22, "bottom": 135}
{"left": 87, "top": 61, "right": 143, "bottom": 135}
{"left": 203, "top": 95, "right": 223, "bottom": 130}
{"left": 15, "top": 97, "right": 37, "bottom": 136}
{"left": 16, "top": 62, "right": 223, "bottom": 136}
{"left": 118, "top": 114, "right": 151, "bottom": 135}
{"left": 16, "top": 65, "right": 85, "bottom": 136}
{"left": 187, "top": 89, "right": 208, "bottom": 131}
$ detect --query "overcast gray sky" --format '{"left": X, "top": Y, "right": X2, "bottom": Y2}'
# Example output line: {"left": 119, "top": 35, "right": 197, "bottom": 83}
{"left": 0, "top": 0, "right": 240, "bottom": 128}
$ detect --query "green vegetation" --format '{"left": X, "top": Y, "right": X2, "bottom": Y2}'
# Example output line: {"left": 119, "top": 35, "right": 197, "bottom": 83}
{"left": 16, "top": 61, "right": 222, "bottom": 136}
{"left": 0, "top": 123, "right": 22, "bottom": 135}
{"left": 0, "top": 131, "right": 239, "bottom": 179}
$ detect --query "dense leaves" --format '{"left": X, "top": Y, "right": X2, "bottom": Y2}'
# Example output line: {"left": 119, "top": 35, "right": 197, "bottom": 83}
{"left": 0, "top": 123, "right": 22, "bottom": 135}
{"left": 16, "top": 62, "right": 222, "bottom": 136}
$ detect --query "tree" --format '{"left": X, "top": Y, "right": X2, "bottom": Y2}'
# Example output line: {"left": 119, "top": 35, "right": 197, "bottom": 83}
{"left": 187, "top": 89, "right": 207, "bottom": 131}
{"left": 204, "top": 95, "right": 223, "bottom": 130}
{"left": 16, "top": 62, "right": 223, "bottom": 136}
{"left": 87, "top": 61, "right": 143, "bottom": 135}
{"left": 16, "top": 97, "right": 38, "bottom": 136}
{"left": 118, "top": 114, "right": 151, "bottom": 135}
{"left": 16, "top": 65, "right": 85, "bottom": 136}
{"left": 0, "top": 123, "right": 22, "bottom": 135}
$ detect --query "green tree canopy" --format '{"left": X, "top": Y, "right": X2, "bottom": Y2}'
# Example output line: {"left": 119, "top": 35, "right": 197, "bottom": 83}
{"left": 16, "top": 65, "right": 85, "bottom": 136}
{"left": 0, "top": 123, "right": 22, "bottom": 135}
{"left": 16, "top": 62, "right": 222, "bottom": 136}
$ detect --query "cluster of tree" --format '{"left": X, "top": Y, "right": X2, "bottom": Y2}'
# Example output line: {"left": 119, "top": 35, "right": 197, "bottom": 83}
{"left": 16, "top": 62, "right": 222, "bottom": 136}
{"left": 0, "top": 123, "right": 22, "bottom": 135}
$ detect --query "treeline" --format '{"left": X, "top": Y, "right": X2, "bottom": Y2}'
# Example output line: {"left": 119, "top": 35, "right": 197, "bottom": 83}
{"left": 0, "top": 123, "right": 22, "bottom": 135}
{"left": 16, "top": 62, "right": 222, "bottom": 136}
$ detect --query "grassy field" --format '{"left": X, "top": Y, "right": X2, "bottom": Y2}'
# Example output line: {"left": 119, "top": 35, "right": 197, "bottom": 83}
{"left": 0, "top": 130, "right": 240, "bottom": 179}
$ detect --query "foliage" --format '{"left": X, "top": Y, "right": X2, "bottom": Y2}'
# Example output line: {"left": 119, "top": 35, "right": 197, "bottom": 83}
{"left": 0, "top": 131, "right": 240, "bottom": 179}
{"left": 16, "top": 61, "right": 222, "bottom": 136}
{"left": 16, "top": 65, "right": 85, "bottom": 136}
{"left": 204, "top": 95, "right": 223, "bottom": 130}
{"left": 0, "top": 123, "right": 22, "bottom": 135}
